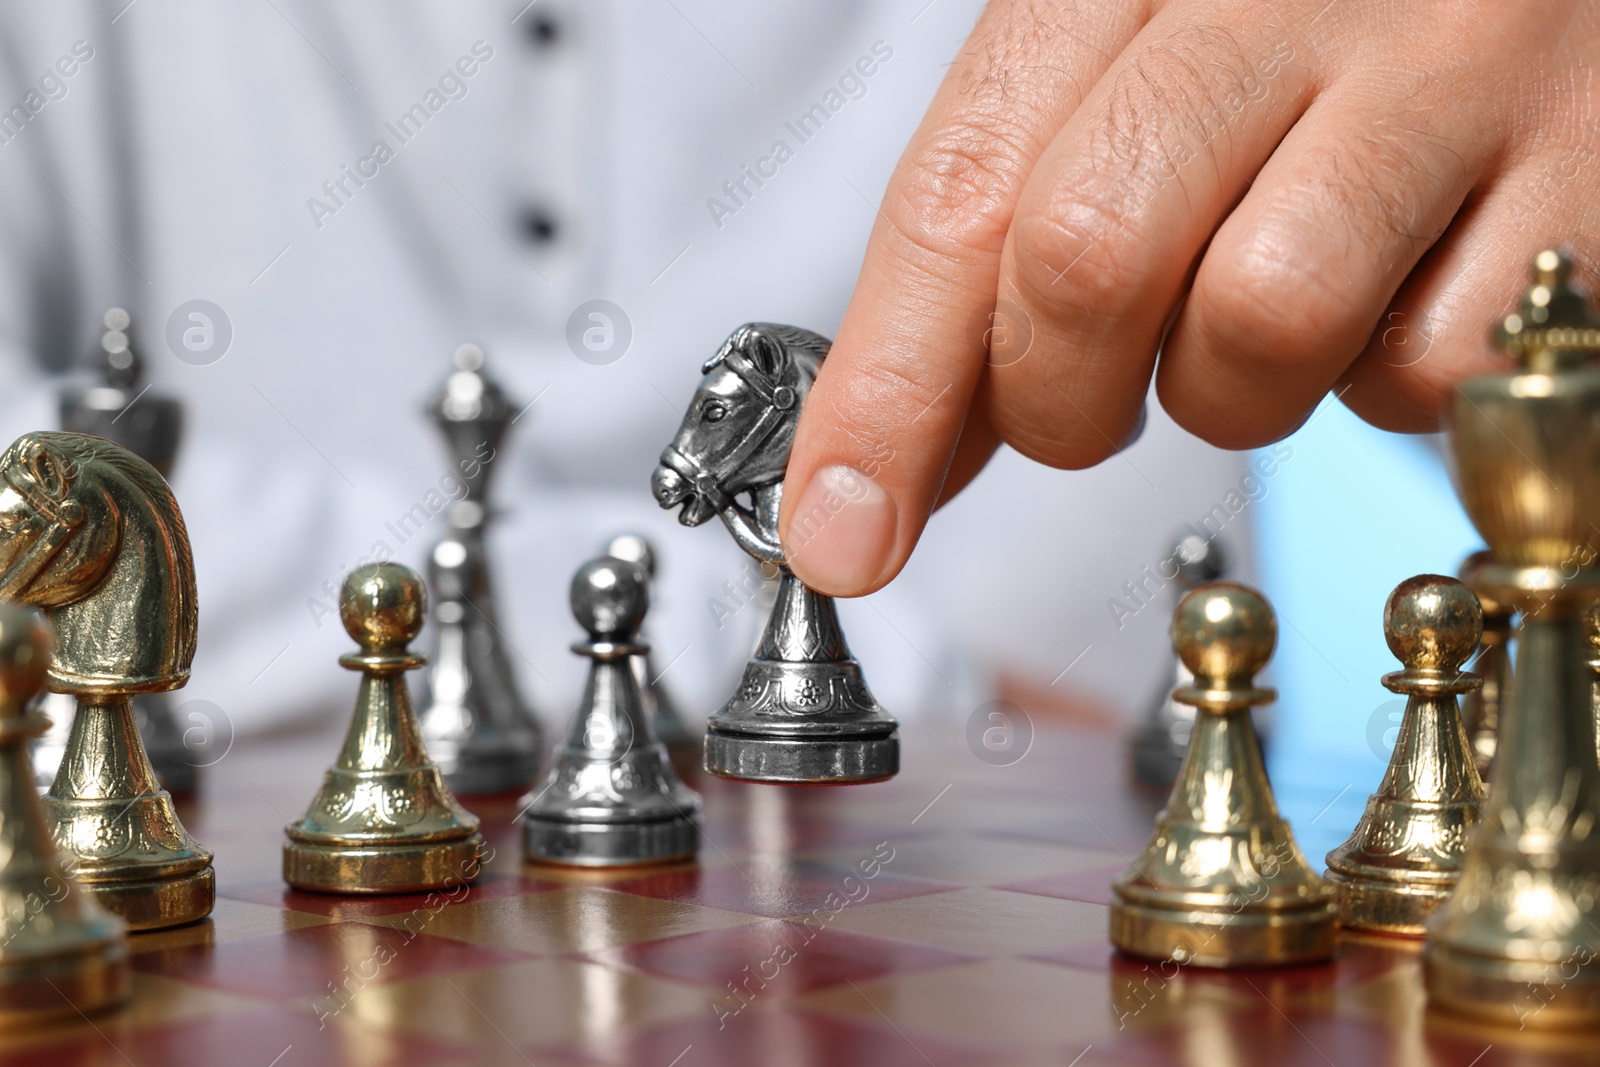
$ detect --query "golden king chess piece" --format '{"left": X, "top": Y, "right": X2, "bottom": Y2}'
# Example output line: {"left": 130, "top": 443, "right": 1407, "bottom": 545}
{"left": 1111, "top": 582, "right": 1337, "bottom": 967}
{"left": 285, "top": 563, "right": 487, "bottom": 894}
{"left": 0, "top": 605, "right": 127, "bottom": 1017}
{"left": 1425, "top": 249, "right": 1600, "bottom": 1027}
{"left": 1325, "top": 575, "right": 1486, "bottom": 935}
{"left": 1459, "top": 551, "right": 1513, "bottom": 780}
{"left": 0, "top": 431, "right": 213, "bottom": 930}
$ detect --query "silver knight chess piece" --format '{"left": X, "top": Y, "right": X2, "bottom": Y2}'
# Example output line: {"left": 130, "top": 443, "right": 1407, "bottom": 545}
{"left": 651, "top": 323, "right": 899, "bottom": 783}
{"left": 417, "top": 344, "right": 542, "bottom": 795}
{"left": 520, "top": 556, "right": 701, "bottom": 866}
{"left": 603, "top": 534, "right": 698, "bottom": 763}
{"left": 1130, "top": 534, "right": 1228, "bottom": 789}
{"left": 44, "top": 308, "right": 192, "bottom": 795}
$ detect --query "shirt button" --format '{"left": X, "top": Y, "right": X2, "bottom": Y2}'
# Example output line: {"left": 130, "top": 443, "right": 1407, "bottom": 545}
{"left": 525, "top": 15, "right": 559, "bottom": 48}
{"left": 520, "top": 206, "right": 559, "bottom": 244}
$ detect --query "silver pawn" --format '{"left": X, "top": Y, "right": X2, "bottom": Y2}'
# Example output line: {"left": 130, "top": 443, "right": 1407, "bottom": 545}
{"left": 44, "top": 308, "right": 191, "bottom": 794}
{"left": 603, "top": 534, "right": 697, "bottom": 759}
{"left": 418, "top": 344, "right": 542, "bottom": 794}
{"left": 1130, "top": 534, "right": 1228, "bottom": 789}
{"left": 521, "top": 557, "right": 701, "bottom": 867}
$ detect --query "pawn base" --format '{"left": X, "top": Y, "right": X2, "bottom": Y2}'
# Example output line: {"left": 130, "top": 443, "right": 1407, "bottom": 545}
{"left": 704, "top": 727, "right": 898, "bottom": 784}
{"left": 1426, "top": 942, "right": 1600, "bottom": 1028}
{"left": 82, "top": 866, "right": 214, "bottom": 931}
{"left": 0, "top": 941, "right": 128, "bottom": 1019}
{"left": 1323, "top": 867, "right": 1454, "bottom": 937}
{"left": 437, "top": 749, "right": 542, "bottom": 797}
{"left": 1109, "top": 896, "right": 1338, "bottom": 968}
{"left": 283, "top": 835, "right": 486, "bottom": 895}
{"left": 523, "top": 815, "right": 699, "bottom": 868}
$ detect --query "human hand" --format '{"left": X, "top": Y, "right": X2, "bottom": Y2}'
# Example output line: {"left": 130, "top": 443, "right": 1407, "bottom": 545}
{"left": 779, "top": 0, "right": 1600, "bottom": 595}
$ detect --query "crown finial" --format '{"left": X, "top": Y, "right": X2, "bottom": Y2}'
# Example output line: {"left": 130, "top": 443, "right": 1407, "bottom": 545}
{"left": 1496, "top": 249, "right": 1600, "bottom": 370}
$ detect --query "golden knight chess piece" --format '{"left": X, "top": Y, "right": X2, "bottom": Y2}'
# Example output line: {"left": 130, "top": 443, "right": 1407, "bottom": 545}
{"left": 1425, "top": 249, "right": 1600, "bottom": 1027}
{"left": 0, "top": 431, "right": 213, "bottom": 930}
{"left": 1325, "top": 575, "right": 1485, "bottom": 935}
{"left": 1111, "top": 582, "right": 1337, "bottom": 967}
{"left": 285, "top": 563, "right": 486, "bottom": 894}
{"left": 1458, "top": 551, "right": 1512, "bottom": 780}
{"left": 0, "top": 605, "right": 127, "bottom": 1018}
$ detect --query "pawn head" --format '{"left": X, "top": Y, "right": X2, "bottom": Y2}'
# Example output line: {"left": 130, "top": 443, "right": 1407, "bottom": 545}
{"left": 571, "top": 557, "right": 648, "bottom": 639}
{"left": 0, "top": 605, "right": 50, "bottom": 714}
{"left": 1384, "top": 575, "right": 1481, "bottom": 673}
{"left": 341, "top": 563, "right": 427, "bottom": 651}
{"left": 1171, "top": 582, "right": 1275, "bottom": 685}
{"left": 605, "top": 534, "right": 657, "bottom": 579}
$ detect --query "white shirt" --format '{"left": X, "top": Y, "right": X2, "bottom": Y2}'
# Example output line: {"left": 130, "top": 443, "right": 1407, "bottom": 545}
{"left": 0, "top": 0, "right": 1252, "bottom": 740}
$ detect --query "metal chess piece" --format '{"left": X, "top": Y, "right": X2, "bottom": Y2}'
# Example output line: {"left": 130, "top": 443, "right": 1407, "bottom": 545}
{"left": 1458, "top": 551, "right": 1512, "bottom": 780}
{"left": 418, "top": 343, "right": 542, "bottom": 796}
{"left": 1426, "top": 250, "right": 1600, "bottom": 1028}
{"left": 1130, "top": 534, "right": 1227, "bottom": 789}
{"left": 45, "top": 308, "right": 191, "bottom": 795}
{"left": 651, "top": 323, "right": 899, "bottom": 783}
{"left": 521, "top": 557, "right": 701, "bottom": 867}
{"left": 0, "top": 606, "right": 127, "bottom": 1018}
{"left": 1110, "top": 582, "right": 1337, "bottom": 967}
{"left": 1325, "top": 575, "right": 1485, "bottom": 935}
{"left": 603, "top": 533, "right": 698, "bottom": 760}
{"left": 285, "top": 564, "right": 486, "bottom": 894}
{"left": 0, "top": 431, "right": 213, "bottom": 929}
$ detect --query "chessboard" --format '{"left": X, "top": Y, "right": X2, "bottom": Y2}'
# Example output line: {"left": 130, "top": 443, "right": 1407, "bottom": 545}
{"left": 1, "top": 719, "right": 1581, "bottom": 1067}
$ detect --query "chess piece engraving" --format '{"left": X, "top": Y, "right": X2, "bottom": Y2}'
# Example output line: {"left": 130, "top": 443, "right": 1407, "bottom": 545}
{"left": 51, "top": 309, "right": 191, "bottom": 795}
{"left": 604, "top": 534, "right": 698, "bottom": 763}
{"left": 285, "top": 564, "right": 486, "bottom": 894}
{"left": 1130, "top": 534, "right": 1227, "bottom": 789}
{"left": 0, "top": 606, "right": 126, "bottom": 1017}
{"left": 0, "top": 431, "right": 213, "bottom": 929}
{"left": 1426, "top": 250, "right": 1600, "bottom": 1027}
{"left": 1325, "top": 575, "right": 1485, "bottom": 935}
{"left": 651, "top": 323, "right": 899, "bottom": 783}
{"left": 1111, "top": 583, "right": 1336, "bottom": 967}
{"left": 418, "top": 344, "right": 542, "bottom": 795}
{"left": 521, "top": 557, "right": 701, "bottom": 866}
{"left": 1458, "top": 551, "right": 1512, "bottom": 780}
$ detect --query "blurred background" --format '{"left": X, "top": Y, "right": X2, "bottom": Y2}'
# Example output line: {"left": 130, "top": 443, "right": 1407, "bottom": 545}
{"left": 0, "top": 1, "right": 1483, "bottom": 839}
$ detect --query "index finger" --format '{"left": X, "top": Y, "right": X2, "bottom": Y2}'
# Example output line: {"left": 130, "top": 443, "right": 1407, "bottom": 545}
{"left": 779, "top": 1, "right": 1138, "bottom": 596}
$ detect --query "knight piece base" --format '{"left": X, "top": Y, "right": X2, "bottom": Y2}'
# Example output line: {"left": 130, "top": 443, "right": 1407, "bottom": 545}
{"left": 1109, "top": 895, "right": 1338, "bottom": 968}
{"left": 1323, "top": 866, "right": 1454, "bottom": 937}
{"left": 283, "top": 835, "right": 486, "bottom": 895}
{"left": 704, "top": 726, "right": 898, "bottom": 784}
{"left": 523, "top": 814, "right": 700, "bottom": 868}
{"left": 82, "top": 866, "right": 214, "bottom": 931}
{"left": 1426, "top": 942, "right": 1600, "bottom": 1029}
{"left": 0, "top": 942, "right": 128, "bottom": 1019}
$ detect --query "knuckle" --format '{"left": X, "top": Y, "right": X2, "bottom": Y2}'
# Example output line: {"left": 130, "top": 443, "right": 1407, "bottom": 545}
{"left": 1190, "top": 227, "right": 1364, "bottom": 370}
{"left": 1011, "top": 197, "right": 1154, "bottom": 317}
{"left": 885, "top": 114, "right": 1036, "bottom": 262}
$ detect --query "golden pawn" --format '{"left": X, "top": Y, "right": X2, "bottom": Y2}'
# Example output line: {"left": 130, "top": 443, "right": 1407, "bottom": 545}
{"left": 1426, "top": 249, "right": 1600, "bottom": 1027}
{"left": 1325, "top": 576, "right": 1485, "bottom": 935}
{"left": 1111, "top": 582, "right": 1337, "bottom": 967}
{"left": 1458, "top": 551, "right": 1512, "bottom": 779}
{"left": 0, "top": 606, "right": 126, "bottom": 1018}
{"left": 285, "top": 564, "right": 487, "bottom": 894}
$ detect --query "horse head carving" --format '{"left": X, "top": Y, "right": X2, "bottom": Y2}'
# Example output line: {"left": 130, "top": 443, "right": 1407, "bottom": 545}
{"left": 651, "top": 323, "right": 829, "bottom": 560}
{"left": 0, "top": 431, "right": 196, "bottom": 694}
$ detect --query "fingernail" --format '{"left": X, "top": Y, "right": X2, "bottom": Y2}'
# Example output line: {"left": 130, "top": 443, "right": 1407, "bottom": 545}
{"left": 783, "top": 465, "right": 896, "bottom": 595}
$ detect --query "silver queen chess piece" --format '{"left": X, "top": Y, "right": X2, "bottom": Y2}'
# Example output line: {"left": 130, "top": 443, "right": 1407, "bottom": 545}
{"left": 651, "top": 323, "right": 899, "bottom": 783}
{"left": 417, "top": 344, "right": 542, "bottom": 795}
